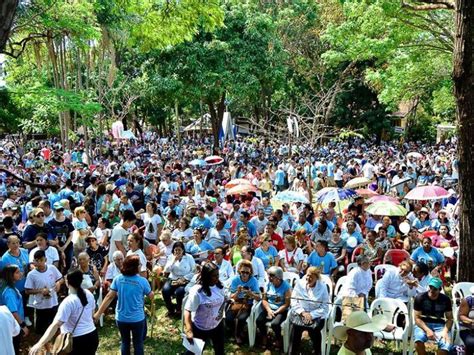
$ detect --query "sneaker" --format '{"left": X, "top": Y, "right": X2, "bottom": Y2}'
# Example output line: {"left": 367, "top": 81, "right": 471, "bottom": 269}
{"left": 25, "top": 317, "right": 32, "bottom": 327}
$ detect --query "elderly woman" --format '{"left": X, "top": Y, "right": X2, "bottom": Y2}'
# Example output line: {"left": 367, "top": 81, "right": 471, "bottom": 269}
{"left": 255, "top": 233, "right": 279, "bottom": 269}
{"left": 77, "top": 252, "right": 101, "bottom": 295}
{"left": 256, "top": 266, "right": 291, "bottom": 349}
{"left": 381, "top": 216, "right": 397, "bottom": 239}
{"left": 227, "top": 260, "right": 261, "bottom": 344}
{"left": 289, "top": 266, "right": 330, "bottom": 355}
{"left": 152, "top": 230, "right": 174, "bottom": 289}
{"left": 162, "top": 241, "right": 196, "bottom": 317}
{"left": 104, "top": 251, "right": 124, "bottom": 293}
{"left": 411, "top": 236, "right": 445, "bottom": 274}
{"left": 172, "top": 217, "right": 193, "bottom": 242}
{"left": 237, "top": 246, "right": 266, "bottom": 288}
{"left": 279, "top": 235, "right": 305, "bottom": 274}
{"left": 341, "top": 255, "right": 373, "bottom": 301}
{"left": 376, "top": 260, "right": 417, "bottom": 302}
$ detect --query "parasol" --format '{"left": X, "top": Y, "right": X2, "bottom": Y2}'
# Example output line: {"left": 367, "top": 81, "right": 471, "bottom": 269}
{"left": 345, "top": 177, "right": 372, "bottom": 189}
{"left": 225, "top": 178, "right": 252, "bottom": 189}
{"left": 404, "top": 186, "right": 451, "bottom": 201}
{"left": 273, "top": 190, "right": 310, "bottom": 204}
{"left": 407, "top": 152, "right": 423, "bottom": 159}
{"left": 365, "top": 201, "right": 408, "bottom": 216}
{"left": 316, "top": 188, "right": 358, "bottom": 204}
{"left": 355, "top": 189, "right": 379, "bottom": 198}
{"left": 367, "top": 195, "right": 401, "bottom": 205}
{"left": 205, "top": 155, "right": 224, "bottom": 165}
{"left": 189, "top": 159, "right": 207, "bottom": 167}
{"left": 226, "top": 184, "right": 257, "bottom": 195}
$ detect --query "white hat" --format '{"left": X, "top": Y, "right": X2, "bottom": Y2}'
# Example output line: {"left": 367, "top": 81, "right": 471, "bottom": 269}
{"left": 333, "top": 311, "right": 388, "bottom": 340}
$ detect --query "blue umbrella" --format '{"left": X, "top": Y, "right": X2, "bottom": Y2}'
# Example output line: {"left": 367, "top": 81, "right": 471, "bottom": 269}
{"left": 316, "top": 188, "right": 358, "bottom": 204}
{"left": 189, "top": 159, "right": 207, "bottom": 167}
{"left": 274, "top": 190, "right": 310, "bottom": 204}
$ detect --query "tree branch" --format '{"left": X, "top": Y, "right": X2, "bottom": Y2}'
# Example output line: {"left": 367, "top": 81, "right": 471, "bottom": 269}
{"left": 401, "top": 0, "right": 455, "bottom": 11}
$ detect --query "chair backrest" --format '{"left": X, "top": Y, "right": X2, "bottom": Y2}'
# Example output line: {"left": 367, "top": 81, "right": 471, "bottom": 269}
{"left": 282, "top": 271, "right": 300, "bottom": 288}
{"left": 347, "top": 262, "right": 357, "bottom": 273}
{"left": 369, "top": 297, "right": 409, "bottom": 330}
{"left": 373, "top": 264, "right": 397, "bottom": 283}
{"left": 320, "top": 274, "right": 334, "bottom": 301}
{"left": 383, "top": 249, "right": 411, "bottom": 266}
{"left": 335, "top": 276, "right": 348, "bottom": 300}
{"left": 351, "top": 246, "right": 364, "bottom": 262}
{"left": 452, "top": 282, "right": 474, "bottom": 308}
{"left": 329, "top": 297, "right": 344, "bottom": 325}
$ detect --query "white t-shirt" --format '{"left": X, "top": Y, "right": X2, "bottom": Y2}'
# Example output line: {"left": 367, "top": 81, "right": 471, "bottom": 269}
{"left": 127, "top": 249, "right": 147, "bottom": 272}
{"left": 185, "top": 284, "right": 225, "bottom": 330}
{"left": 25, "top": 265, "right": 62, "bottom": 309}
{"left": 29, "top": 246, "right": 59, "bottom": 266}
{"left": 214, "top": 259, "right": 234, "bottom": 283}
{"left": 156, "top": 241, "right": 174, "bottom": 267}
{"left": 362, "top": 163, "right": 375, "bottom": 179}
{"left": 334, "top": 168, "right": 344, "bottom": 181}
{"left": 93, "top": 227, "right": 110, "bottom": 245}
{"left": 54, "top": 291, "right": 96, "bottom": 337}
{"left": 109, "top": 225, "right": 130, "bottom": 260}
{"left": 141, "top": 214, "right": 162, "bottom": 241}
{"left": 172, "top": 228, "right": 193, "bottom": 242}
{"left": 0, "top": 306, "right": 20, "bottom": 355}
{"left": 105, "top": 263, "right": 121, "bottom": 281}
{"left": 278, "top": 248, "right": 305, "bottom": 273}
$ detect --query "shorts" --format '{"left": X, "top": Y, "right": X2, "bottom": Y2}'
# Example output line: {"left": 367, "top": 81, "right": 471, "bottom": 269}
{"left": 413, "top": 323, "right": 452, "bottom": 352}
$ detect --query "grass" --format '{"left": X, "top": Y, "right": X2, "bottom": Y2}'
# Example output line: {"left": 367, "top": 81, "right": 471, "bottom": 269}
{"left": 96, "top": 294, "right": 411, "bottom": 355}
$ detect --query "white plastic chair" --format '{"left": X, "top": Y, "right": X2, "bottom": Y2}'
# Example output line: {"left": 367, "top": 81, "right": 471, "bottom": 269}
{"left": 96, "top": 276, "right": 104, "bottom": 327}
{"left": 373, "top": 264, "right": 397, "bottom": 283}
{"left": 452, "top": 282, "right": 474, "bottom": 345}
{"left": 369, "top": 298, "right": 411, "bottom": 355}
{"left": 246, "top": 301, "right": 262, "bottom": 347}
{"left": 347, "top": 262, "right": 357, "bottom": 273}
{"left": 320, "top": 274, "right": 334, "bottom": 301}
{"left": 283, "top": 271, "right": 300, "bottom": 288}
{"left": 281, "top": 312, "right": 291, "bottom": 353}
{"left": 334, "top": 276, "right": 348, "bottom": 301}
{"left": 325, "top": 297, "right": 344, "bottom": 355}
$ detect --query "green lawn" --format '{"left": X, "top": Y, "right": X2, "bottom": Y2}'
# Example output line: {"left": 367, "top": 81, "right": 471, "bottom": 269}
{"left": 96, "top": 295, "right": 407, "bottom": 355}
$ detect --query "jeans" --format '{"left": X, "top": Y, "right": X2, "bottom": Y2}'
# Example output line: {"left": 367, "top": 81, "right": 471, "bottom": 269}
{"left": 289, "top": 318, "right": 325, "bottom": 355}
{"left": 414, "top": 323, "right": 452, "bottom": 352}
{"left": 162, "top": 280, "right": 186, "bottom": 313}
{"left": 117, "top": 319, "right": 146, "bottom": 355}
{"left": 185, "top": 321, "right": 225, "bottom": 355}
{"left": 256, "top": 308, "right": 287, "bottom": 339}
{"left": 460, "top": 329, "right": 474, "bottom": 355}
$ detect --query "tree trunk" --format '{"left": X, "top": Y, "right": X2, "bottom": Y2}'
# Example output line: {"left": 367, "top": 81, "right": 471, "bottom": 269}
{"left": 0, "top": 0, "right": 18, "bottom": 53}
{"left": 454, "top": 0, "right": 474, "bottom": 282}
{"left": 207, "top": 92, "right": 226, "bottom": 148}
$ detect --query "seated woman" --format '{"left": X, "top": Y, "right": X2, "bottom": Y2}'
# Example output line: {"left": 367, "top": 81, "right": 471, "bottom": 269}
{"left": 255, "top": 233, "right": 279, "bottom": 269}
{"left": 289, "top": 266, "right": 330, "bottom": 355}
{"left": 162, "top": 242, "right": 196, "bottom": 317}
{"left": 229, "top": 227, "right": 249, "bottom": 267}
{"left": 213, "top": 247, "right": 234, "bottom": 286}
{"left": 458, "top": 292, "right": 474, "bottom": 355}
{"left": 328, "top": 227, "right": 347, "bottom": 269}
{"left": 172, "top": 217, "right": 193, "bottom": 243}
{"left": 403, "top": 227, "right": 421, "bottom": 254}
{"left": 237, "top": 246, "right": 266, "bottom": 289}
{"left": 431, "top": 224, "right": 458, "bottom": 278}
{"left": 185, "top": 228, "right": 214, "bottom": 262}
{"left": 152, "top": 230, "right": 174, "bottom": 290}
{"left": 412, "top": 207, "right": 432, "bottom": 232}
{"left": 279, "top": 235, "right": 305, "bottom": 274}
{"left": 360, "top": 230, "right": 383, "bottom": 265}
{"left": 306, "top": 240, "right": 338, "bottom": 279}
{"left": 411, "top": 236, "right": 445, "bottom": 275}
{"left": 340, "top": 255, "right": 372, "bottom": 301}
{"left": 256, "top": 266, "right": 291, "bottom": 350}
{"left": 226, "top": 260, "right": 261, "bottom": 344}
{"left": 375, "top": 260, "right": 417, "bottom": 302}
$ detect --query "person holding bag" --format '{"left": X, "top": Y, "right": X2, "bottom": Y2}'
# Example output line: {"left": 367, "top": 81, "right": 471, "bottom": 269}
{"left": 29, "top": 269, "right": 98, "bottom": 355}
{"left": 289, "top": 266, "right": 330, "bottom": 355}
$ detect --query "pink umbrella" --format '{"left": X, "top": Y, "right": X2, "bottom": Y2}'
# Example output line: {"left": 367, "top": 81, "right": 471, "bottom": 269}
{"left": 226, "top": 184, "right": 257, "bottom": 195}
{"left": 368, "top": 195, "right": 401, "bottom": 205}
{"left": 356, "top": 189, "right": 379, "bottom": 198}
{"left": 404, "top": 186, "right": 451, "bottom": 200}
{"left": 225, "top": 178, "right": 252, "bottom": 189}
{"left": 205, "top": 155, "right": 224, "bottom": 165}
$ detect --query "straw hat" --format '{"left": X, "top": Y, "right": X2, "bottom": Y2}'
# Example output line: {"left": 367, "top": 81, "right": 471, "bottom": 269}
{"left": 333, "top": 311, "right": 388, "bottom": 341}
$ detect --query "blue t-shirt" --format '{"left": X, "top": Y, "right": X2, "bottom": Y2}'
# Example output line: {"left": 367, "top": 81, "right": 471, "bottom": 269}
{"left": 274, "top": 170, "right": 285, "bottom": 186}
{"left": 255, "top": 246, "right": 279, "bottom": 269}
{"left": 111, "top": 274, "right": 151, "bottom": 322}
{"left": 306, "top": 251, "right": 338, "bottom": 275}
{"left": 185, "top": 240, "right": 214, "bottom": 255}
{"left": 230, "top": 275, "right": 260, "bottom": 304}
{"left": 265, "top": 280, "right": 291, "bottom": 310}
{"left": 341, "top": 231, "right": 364, "bottom": 252}
{"left": 190, "top": 217, "right": 213, "bottom": 230}
{"left": 1, "top": 249, "right": 29, "bottom": 292}
{"left": 411, "top": 246, "right": 445, "bottom": 267}
{"left": 236, "top": 221, "right": 257, "bottom": 238}
{"left": 1, "top": 286, "right": 24, "bottom": 321}
{"left": 291, "top": 221, "right": 312, "bottom": 234}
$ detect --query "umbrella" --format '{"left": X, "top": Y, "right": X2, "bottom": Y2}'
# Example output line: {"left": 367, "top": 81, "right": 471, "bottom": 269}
{"left": 205, "top": 155, "right": 224, "bottom": 165}
{"left": 355, "top": 189, "right": 379, "bottom": 198}
{"left": 225, "top": 178, "right": 252, "bottom": 189}
{"left": 390, "top": 176, "right": 413, "bottom": 189}
{"left": 365, "top": 201, "right": 408, "bottom": 216}
{"left": 274, "top": 191, "right": 310, "bottom": 204}
{"left": 345, "top": 177, "right": 372, "bottom": 189}
{"left": 189, "top": 159, "right": 207, "bottom": 167}
{"left": 404, "top": 186, "right": 451, "bottom": 200}
{"left": 226, "top": 184, "right": 257, "bottom": 195}
{"left": 121, "top": 130, "right": 136, "bottom": 140}
{"left": 315, "top": 187, "right": 337, "bottom": 199}
{"left": 316, "top": 188, "right": 358, "bottom": 204}
{"left": 367, "top": 195, "right": 401, "bottom": 205}
{"left": 407, "top": 152, "right": 423, "bottom": 159}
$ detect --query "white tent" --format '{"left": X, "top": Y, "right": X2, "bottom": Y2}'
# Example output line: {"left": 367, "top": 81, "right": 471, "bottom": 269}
{"left": 221, "top": 111, "right": 235, "bottom": 141}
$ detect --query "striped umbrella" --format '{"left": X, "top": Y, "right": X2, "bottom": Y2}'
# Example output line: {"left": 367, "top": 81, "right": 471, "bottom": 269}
{"left": 316, "top": 188, "right": 358, "bottom": 204}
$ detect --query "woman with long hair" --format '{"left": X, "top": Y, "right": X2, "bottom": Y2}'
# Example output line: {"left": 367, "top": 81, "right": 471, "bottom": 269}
{"left": 126, "top": 233, "right": 148, "bottom": 278}
{"left": 29, "top": 269, "right": 99, "bottom": 355}
{"left": 136, "top": 202, "right": 163, "bottom": 244}
{"left": 2, "top": 264, "right": 28, "bottom": 354}
{"left": 94, "top": 255, "right": 153, "bottom": 355}
{"left": 184, "top": 262, "right": 226, "bottom": 355}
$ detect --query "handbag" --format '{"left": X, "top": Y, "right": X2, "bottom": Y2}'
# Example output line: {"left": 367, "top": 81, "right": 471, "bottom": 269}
{"left": 52, "top": 306, "right": 85, "bottom": 354}
{"left": 341, "top": 296, "right": 365, "bottom": 322}
{"left": 288, "top": 309, "right": 319, "bottom": 329}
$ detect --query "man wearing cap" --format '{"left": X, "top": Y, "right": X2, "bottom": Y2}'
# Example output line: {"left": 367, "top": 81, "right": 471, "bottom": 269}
{"left": 413, "top": 277, "right": 453, "bottom": 354}
{"left": 334, "top": 311, "right": 387, "bottom": 354}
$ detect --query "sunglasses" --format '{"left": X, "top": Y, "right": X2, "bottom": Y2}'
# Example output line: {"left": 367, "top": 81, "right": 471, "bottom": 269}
{"left": 240, "top": 271, "right": 251, "bottom": 275}
{"left": 268, "top": 274, "right": 276, "bottom": 278}
{"left": 36, "top": 213, "right": 45, "bottom": 217}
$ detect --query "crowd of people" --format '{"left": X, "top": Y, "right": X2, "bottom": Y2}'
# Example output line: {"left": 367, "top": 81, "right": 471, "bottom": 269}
{"left": 0, "top": 132, "right": 469, "bottom": 355}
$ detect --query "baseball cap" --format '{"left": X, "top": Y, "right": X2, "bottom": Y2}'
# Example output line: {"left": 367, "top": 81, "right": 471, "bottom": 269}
{"left": 428, "top": 277, "right": 443, "bottom": 290}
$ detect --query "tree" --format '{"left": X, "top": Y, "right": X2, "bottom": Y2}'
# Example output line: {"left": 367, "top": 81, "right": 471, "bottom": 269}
{"left": 0, "top": 0, "right": 18, "bottom": 53}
